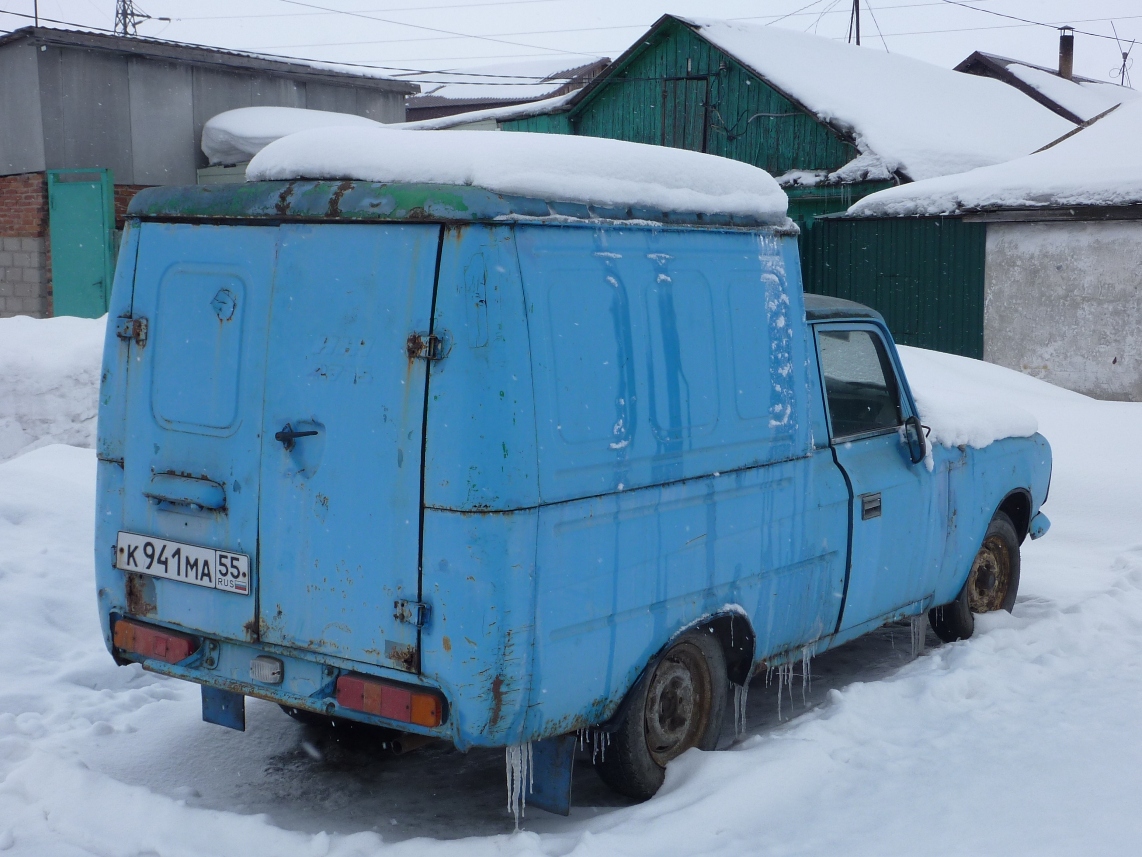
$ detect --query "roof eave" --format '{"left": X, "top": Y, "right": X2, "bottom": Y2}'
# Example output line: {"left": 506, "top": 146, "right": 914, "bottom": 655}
{"left": 0, "top": 26, "right": 418, "bottom": 94}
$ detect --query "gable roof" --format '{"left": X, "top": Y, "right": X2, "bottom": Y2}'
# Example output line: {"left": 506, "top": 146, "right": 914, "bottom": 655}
{"left": 955, "top": 51, "right": 1138, "bottom": 124}
{"left": 848, "top": 100, "right": 1142, "bottom": 216}
{"left": 564, "top": 16, "right": 1074, "bottom": 183}
{"left": 0, "top": 26, "right": 417, "bottom": 93}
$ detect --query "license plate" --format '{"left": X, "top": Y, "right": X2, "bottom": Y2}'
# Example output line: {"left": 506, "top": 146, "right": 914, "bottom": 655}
{"left": 115, "top": 531, "right": 250, "bottom": 595}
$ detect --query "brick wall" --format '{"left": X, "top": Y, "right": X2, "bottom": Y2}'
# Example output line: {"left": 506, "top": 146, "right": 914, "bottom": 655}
{"left": 0, "top": 172, "right": 50, "bottom": 318}
{"left": 0, "top": 176, "right": 153, "bottom": 318}
{"left": 114, "top": 184, "right": 151, "bottom": 230}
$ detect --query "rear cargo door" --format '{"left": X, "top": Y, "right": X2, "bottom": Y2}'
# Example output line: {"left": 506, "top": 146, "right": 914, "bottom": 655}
{"left": 119, "top": 223, "right": 278, "bottom": 641}
{"left": 257, "top": 223, "right": 441, "bottom": 672}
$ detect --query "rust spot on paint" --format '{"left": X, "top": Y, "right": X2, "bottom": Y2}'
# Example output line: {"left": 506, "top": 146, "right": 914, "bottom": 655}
{"left": 327, "top": 180, "right": 354, "bottom": 217}
{"left": 442, "top": 635, "right": 452, "bottom": 652}
{"left": 244, "top": 618, "right": 260, "bottom": 642}
{"left": 488, "top": 675, "right": 505, "bottom": 728}
{"left": 386, "top": 640, "right": 419, "bottom": 672}
{"left": 125, "top": 573, "right": 156, "bottom": 616}
{"left": 275, "top": 183, "right": 295, "bottom": 216}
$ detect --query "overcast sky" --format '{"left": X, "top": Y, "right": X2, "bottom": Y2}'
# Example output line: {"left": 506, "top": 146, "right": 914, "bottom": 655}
{"left": 2, "top": 1, "right": 1139, "bottom": 85}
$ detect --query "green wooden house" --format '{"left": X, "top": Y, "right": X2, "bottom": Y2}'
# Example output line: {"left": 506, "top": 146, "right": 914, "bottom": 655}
{"left": 472, "top": 15, "right": 1078, "bottom": 356}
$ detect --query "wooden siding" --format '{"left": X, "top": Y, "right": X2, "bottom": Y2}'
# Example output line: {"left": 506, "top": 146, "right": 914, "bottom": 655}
{"left": 800, "top": 217, "right": 986, "bottom": 358}
{"left": 570, "top": 20, "right": 857, "bottom": 177}
{"left": 501, "top": 113, "right": 572, "bottom": 134}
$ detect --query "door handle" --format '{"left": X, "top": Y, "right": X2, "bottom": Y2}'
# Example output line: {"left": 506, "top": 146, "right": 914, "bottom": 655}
{"left": 274, "top": 423, "right": 319, "bottom": 451}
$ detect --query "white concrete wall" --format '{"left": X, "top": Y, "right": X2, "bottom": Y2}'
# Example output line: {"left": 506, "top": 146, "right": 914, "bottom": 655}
{"left": 984, "top": 220, "right": 1142, "bottom": 401}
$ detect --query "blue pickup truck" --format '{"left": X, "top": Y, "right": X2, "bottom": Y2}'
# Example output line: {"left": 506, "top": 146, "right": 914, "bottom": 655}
{"left": 95, "top": 167, "right": 1051, "bottom": 813}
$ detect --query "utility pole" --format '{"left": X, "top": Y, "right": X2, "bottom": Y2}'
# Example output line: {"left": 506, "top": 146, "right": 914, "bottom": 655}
{"left": 33, "top": 0, "right": 38, "bottom": 27}
{"left": 114, "top": 0, "right": 146, "bottom": 36}
{"left": 848, "top": 0, "right": 862, "bottom": 46}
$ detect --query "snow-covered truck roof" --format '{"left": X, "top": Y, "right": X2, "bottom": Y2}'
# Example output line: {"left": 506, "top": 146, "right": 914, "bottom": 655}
{"left": 677, "top": 17, "right": 1075, "bottom": 183}
{"left": 202, "top": 107, "right": 386, "bottom": 166}
{"left": 848, "top": 100, "right": 1142, "bottom": 217}
{"left": 242, "top": 126, "right": 791, "bottom": 224}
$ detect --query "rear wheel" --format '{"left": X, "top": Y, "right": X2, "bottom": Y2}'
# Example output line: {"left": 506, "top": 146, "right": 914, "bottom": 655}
{"left": 595, "top": 630, "right": 728, "bottom": 800}
{"left": 930, "top": 511, "right": 1020, "bottom": 643}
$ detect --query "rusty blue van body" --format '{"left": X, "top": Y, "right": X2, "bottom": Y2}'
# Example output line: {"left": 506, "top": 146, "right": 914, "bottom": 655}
{"left": 95, "top": 180, "right": 1051, "bottom": 810}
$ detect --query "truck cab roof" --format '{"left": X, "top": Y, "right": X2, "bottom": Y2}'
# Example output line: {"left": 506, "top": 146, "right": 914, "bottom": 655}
{"left": 804, "top": 293, "right": 884, "bottom": 323}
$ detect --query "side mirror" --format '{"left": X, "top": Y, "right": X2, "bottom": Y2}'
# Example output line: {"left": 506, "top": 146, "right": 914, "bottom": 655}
{"left": 904, "top": 415, "right": 926, "bottom": 465}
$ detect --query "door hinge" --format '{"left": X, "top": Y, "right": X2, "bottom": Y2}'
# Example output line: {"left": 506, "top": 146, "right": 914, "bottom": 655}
{"left": 406, "top": 331, "right": 451, "bottom": 362}
{"left": 115, "top": 316, "right": 148, "bottom": 347}
{"left": 394, "top": 599, "right": 430, "bottom": 627}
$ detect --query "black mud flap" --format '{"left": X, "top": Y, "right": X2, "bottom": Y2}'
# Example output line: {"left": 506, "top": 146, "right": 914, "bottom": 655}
{"left": 528, "top": 734, "right": 577, "bottom": 816}
{"left": 202, "top": 686, "right": 246, "bottom": 731}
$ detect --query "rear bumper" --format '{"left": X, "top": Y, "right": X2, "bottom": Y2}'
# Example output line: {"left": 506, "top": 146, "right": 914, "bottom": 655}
{"left": 110, "top": 615, "right": 452, "bottom": 740}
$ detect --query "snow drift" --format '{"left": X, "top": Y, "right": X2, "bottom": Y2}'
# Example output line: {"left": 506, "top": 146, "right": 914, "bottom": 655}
{"left": 246, "top": 127, "right": 792, "bottom": 222}
{"left": 0, "top": 314, "right": 105, "bottom": 462}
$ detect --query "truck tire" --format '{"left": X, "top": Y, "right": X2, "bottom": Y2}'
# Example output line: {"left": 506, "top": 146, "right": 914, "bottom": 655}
{"left": 929, "top": 511, "right": 1021, "bottom": 643}
{"left": 595, "top": 630, "right": 728, "bottom": 800}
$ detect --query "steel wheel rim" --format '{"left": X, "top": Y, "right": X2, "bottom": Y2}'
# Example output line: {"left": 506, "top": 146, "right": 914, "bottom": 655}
{"left": 643, "top": 642, "right": 711, "bottom": 766}
{"left": 967, "top": 534, "right": 1012, "bottom": 613}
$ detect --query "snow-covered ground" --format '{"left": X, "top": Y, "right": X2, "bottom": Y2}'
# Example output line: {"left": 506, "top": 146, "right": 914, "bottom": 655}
{"left": 2, "top": 316, "right": 1141, "bottom": 855}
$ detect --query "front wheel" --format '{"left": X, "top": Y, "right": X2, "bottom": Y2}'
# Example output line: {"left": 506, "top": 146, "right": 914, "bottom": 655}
{"left": 595, "top": 630, "right": 728, "bottom": 801}
{"left": 929, "top": 510, "right": 1021, "bottom": 643}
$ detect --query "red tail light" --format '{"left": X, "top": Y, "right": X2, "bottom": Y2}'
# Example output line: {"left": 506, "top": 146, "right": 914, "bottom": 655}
{"left": 336, "top": 674, "right": 445, "bottom": 727}
{"left": 113, "top": 618, "right": 198, "bottom": 664}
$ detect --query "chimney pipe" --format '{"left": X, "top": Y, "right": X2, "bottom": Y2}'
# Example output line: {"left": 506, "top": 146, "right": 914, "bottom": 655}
{"left": 1058, "top": 26, "right": 1074, "bottom": 80}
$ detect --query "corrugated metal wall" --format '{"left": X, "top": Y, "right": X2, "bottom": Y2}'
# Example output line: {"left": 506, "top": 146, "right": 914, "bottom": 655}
{"left": 800, "top": 217, "right": 987, "bottom": 357}
{"left": 503, "top": 113, "right": 572, "bottom": 134}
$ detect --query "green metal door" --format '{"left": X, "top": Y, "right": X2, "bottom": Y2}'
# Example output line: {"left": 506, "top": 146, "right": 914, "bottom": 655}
{"left": 47, "top": 169, "right": 115, "bottom": 318}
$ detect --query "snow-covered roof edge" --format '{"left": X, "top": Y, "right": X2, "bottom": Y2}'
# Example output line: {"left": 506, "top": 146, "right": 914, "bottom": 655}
{"left": 398, "top": 91, "right": 578, "bottom": 130}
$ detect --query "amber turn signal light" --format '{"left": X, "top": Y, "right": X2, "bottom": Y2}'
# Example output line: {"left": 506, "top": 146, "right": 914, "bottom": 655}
{"left": 335, "top": 673, "right": 445, "bottom": 727}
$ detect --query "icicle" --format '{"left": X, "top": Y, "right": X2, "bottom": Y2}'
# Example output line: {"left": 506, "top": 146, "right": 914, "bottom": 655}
{"left": 733, "top": 682, "right": 750, "bottom": 736}
{"left": 910, "top": 615, "right": 927, "bottom": 658}
{"left": 505, "top": 742, "right": 533, "bottom": 828}
{"left": 800, "top": 645, "right": 812, "bottom": 708}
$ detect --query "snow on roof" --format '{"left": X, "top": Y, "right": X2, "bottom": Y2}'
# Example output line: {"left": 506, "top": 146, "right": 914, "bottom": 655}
{"left": 403, "top": 58, "right": 605, "bottom": 106}
{"left": 202, "top": 107, "right": 384, "bottom": 166}
{"left": 399, "top": 91, "right": 577, "bottom": 130}
{"left": 1006, "top": 62, "right": 1139, "bottom": 122}
{"left": 681, "top": 17, "right": 1075, "bottom": 182}
{"left": 849, "top": 100, "right": 1142, "bottom": 216}
{"left": 245, "top": 126, "right": 791, "bottom": 223}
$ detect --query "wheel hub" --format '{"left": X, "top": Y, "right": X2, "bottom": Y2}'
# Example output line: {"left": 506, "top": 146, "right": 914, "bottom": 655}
{"left": 643, "top": 643, "right": 711, "bottom": 766}
{"left": 967, "top": 534, "right": 1011, "bottom": 613}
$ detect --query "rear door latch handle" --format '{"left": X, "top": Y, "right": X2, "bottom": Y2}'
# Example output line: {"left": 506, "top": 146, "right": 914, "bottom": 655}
{"left": 274, "top": 423, "right": 319, "bottom": 451}
{"left": 860, "top": 492, "right": 882, "bottom": 520}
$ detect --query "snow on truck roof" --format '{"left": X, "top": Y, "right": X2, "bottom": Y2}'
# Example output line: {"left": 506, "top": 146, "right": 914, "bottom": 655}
{"left": 203, "top": 107, "right": 385, "bottom": 167}
{"left": 849, "top": 100, "right": 1142, "bottom": 216}
{"left": 244, "top": 126, "right": 791, "bottom": 223}
{"left": 681, "top": 18, "right": 1075, "bottom": 183}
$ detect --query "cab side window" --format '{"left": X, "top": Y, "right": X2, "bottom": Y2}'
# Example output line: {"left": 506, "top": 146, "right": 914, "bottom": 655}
{"left": 817, "top": 328, "right": 903, "bottom": 439}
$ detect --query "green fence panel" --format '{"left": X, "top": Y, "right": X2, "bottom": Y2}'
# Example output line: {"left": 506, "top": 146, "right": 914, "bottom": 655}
{"left": 800, "top": 216, "right": 986, "bottom": 358}
{"left": 47, "top": 168, "right": 115, "bottom": 318}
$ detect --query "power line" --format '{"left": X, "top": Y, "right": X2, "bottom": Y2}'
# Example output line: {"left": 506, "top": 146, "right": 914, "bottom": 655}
{"left": 937, "top": 0, "right": 1133, "bottom": 44}
{"left": 866, "top": 1, "right": 891, "bottom": 51}
{"left": 273, "top": 0, "right": 594, "bottom": 57}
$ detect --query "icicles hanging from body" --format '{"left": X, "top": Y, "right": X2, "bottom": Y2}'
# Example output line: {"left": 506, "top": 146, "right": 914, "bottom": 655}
{"left": 505, "top": 742, "right": 533, "bottom": 827}
{"left": 733, "top": 682, "right": 749, "bottom": 736}
{"left": 576, "top": 727, "right": 610, "bottom": 763}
